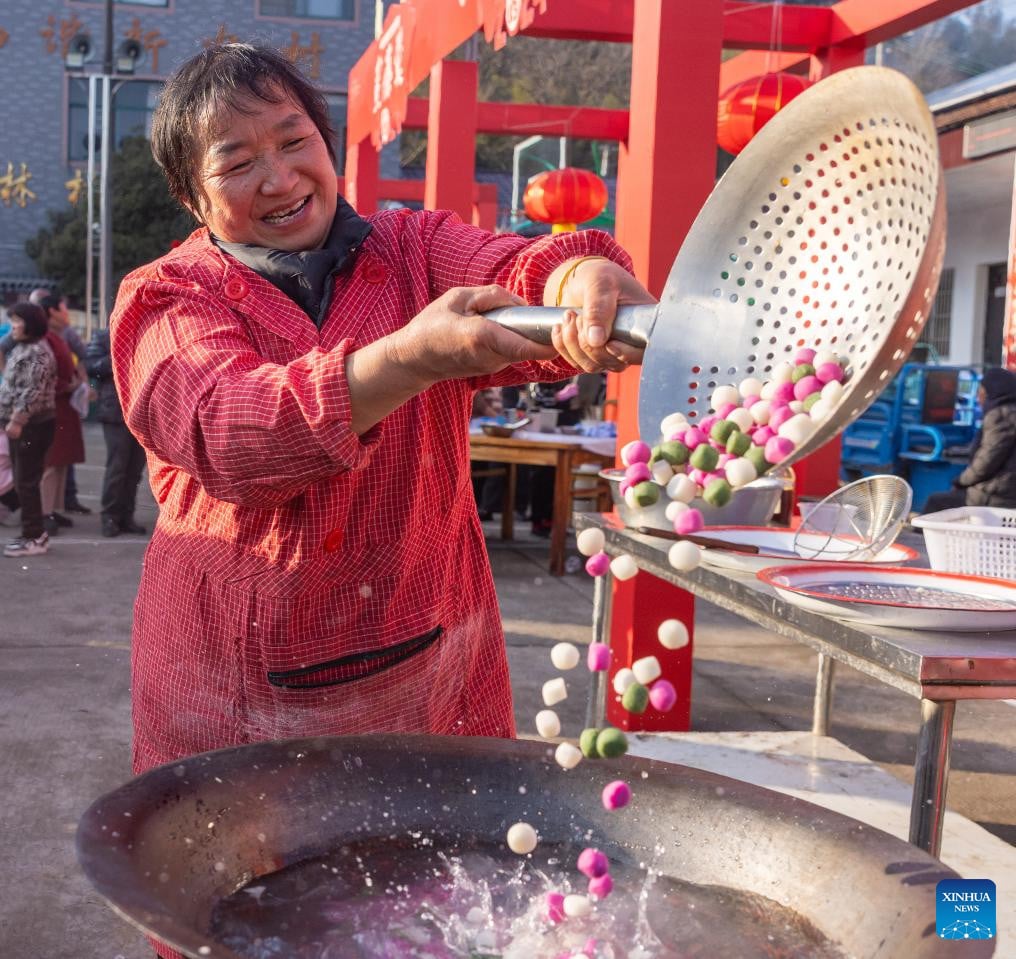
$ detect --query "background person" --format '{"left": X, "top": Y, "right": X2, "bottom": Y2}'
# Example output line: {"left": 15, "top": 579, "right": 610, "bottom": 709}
{"left": 0, "top": 303, "right": 56, "bottom": 557}
{"left": 954, "top": 367, "right": 1016, "bottom": 507}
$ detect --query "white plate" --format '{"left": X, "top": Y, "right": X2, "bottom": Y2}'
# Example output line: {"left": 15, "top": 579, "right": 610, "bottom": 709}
{"left": 697, "top": 527, "right": 918, "bottom": 573}
{"left": 756, "top": 564, "right": 1016, "bottom": 631}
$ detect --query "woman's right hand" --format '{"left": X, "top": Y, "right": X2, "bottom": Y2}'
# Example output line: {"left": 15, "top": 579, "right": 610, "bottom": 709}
{"left": 389, "top": 285, "right": 558, "bottom": 386}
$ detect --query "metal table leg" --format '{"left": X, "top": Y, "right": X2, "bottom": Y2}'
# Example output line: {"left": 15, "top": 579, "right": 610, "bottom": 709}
{"left": 812, "top": 653, "right": 836, "bottom": 736}
{"left": 584, "top": 571, "right": 612, "bottom": 730}
{"left": 909, "top": 698, "right": 955, "bottom": 857}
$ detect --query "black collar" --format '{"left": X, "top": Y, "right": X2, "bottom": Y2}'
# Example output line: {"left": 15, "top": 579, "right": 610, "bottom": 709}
{"left": 213, "top": 197, "right": 372, "bottom": 326}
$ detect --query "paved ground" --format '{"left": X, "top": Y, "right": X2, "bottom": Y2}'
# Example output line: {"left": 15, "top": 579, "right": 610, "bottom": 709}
{"left": 2, "top": 422, "right": 1014, "bottom": 958}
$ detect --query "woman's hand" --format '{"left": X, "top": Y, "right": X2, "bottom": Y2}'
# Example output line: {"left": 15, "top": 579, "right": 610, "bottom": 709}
{"left": 390, "top": 285, "right": 558, "bottom": 385}
{"left": 546, "top": 258, "right": 654, "bottom": 374}
{"left": 5, "top": 421, "right": 22, "bottom": 440}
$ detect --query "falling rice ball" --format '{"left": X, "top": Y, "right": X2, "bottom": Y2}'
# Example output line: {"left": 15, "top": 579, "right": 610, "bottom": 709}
{"left": 466, "top": 906, "right": 487, "bottom": 924}
{"left": 702, "top": 478, "right": 733, "bottom": 508}
{"left": 543, "top": 677, "right": 568, "bottom": 707}
{"left": 675, "top": 508, "right": 704, "bottom": 535}
{"left": 610, "top": 554, "right": 639, "bottom": 581}
{"left": 711, "top": 384, "right": 740, "bottom": 411}
{"left": 588, "top": 873, "right": 614, "bottom": 900}
{"left": 725, "top": 457, "right": 757, "bottom": 489}
{"left": 576, "top": 527, "right": 605, "bottom": 557}
{"left": 621, "top": 440, "right": 652, "bottom": 466}
{"left": 579, "top": 727, "right": 600, "bottom": 757}
{"left": 554, "top": 742, "right": 583, "bottom": 770}
{"left": 601, "top": 780, "right": 632, "bottom": 810}
{"left": 621, "top": 682, "right": 650, "bottom": 714}
{"left": 595, "top": 726, "right": 628, "bottom": 758}
{"left": 535, "top": 709, "right": 561, "bottom": 739}
{"left": 577, "top": 847, "right": 611, "bottom": 878}
{"left": 667, "top": 473, "right": 699, "bottom": 504}
{"left": 650, "top": 460, "right": 674, "bottom": 485}
{"left": 551, "top": 642, "right": 581, "bottom": 671}
{"left": 649, "top": 679, "right": 678, "bottom": 712}
{"left": 585, "top": 551, "right": 611, "bottom": 577}
{"left": 665, "top": 500, "right": 690, "bottom": 523}
{"left": 660, "top": 412, "right": 688, "bottom": 438}
{"left": 587, "top": 642, "right": 611, "bottom": 671}
{"left": 506, "top": 822, "right": 538, "bottom": 855}
{"left": 658, "top": 618, "right": 689, "bottom": 650}
{"left": 632, "top": 481, "right": 660, "bottom": 507}
{"left": 632, "top": 654, "right": 662, "bottom": 685}
{"left": 546, "top": 892, "right": 566, "bottom": 924}
{"left": 668, "top": 540, "right": 701, "bottom": 572}
{"left": 563, "top": 894, "right": 593, "bottom": 918}
{"left": 612, "top": 667, "right": 637, "bottom": 695}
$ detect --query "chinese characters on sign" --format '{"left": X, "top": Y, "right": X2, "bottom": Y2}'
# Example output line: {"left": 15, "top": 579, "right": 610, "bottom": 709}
{"left": 125, "top": 18, "right": 167, "bottom": 73}
{"left": 65, "top": 170, "right": 85, "bottom": 206}
{"left": 203, "top": 25, "right": 239, "bottom": 48}
{"left": 0, "top": 163, "right": 37, "bottom": 208}
{"left": 371, "top": 6, "right": 415, "bottom": 148}
{"left": 40, "top": 14, "right": 86, "bottom": 59}
{"left": 0, "top": 27, "right": 9, "bottom": 50}
{"left": 481, "top": 0, "right": 547, "bottom": 50}
{"left": 282, "top": 31, "right": 324, "bottom": 80}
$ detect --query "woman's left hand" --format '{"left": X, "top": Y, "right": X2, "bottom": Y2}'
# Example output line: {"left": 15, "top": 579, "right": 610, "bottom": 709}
{"left": 5, "top": 421, "right": 22, "bottom": 440}
{"left": 546, "top": 258, "right": 655, "bottom": 374}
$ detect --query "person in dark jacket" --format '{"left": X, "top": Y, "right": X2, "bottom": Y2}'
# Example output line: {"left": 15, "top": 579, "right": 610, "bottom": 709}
{"left": 84, "top": 329, "right": 147, "bottom": 537}
{"left": 955, "top": 367, "right": 1016, "bottom": 507}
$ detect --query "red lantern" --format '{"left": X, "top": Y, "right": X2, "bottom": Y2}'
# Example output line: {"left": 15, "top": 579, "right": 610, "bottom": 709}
{"left": 717, "top": 72, "right": 810, "bottom": 156}
{"left": 523, "top": 167, "right": 608, "bottom": 233}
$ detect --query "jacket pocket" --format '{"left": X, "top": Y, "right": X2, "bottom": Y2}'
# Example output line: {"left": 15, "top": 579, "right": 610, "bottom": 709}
{"left": 266, "top": 625, "right": 443, "bottom": 690}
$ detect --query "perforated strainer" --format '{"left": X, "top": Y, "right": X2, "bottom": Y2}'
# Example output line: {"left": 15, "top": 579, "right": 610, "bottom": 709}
{"left": 793, "top": 474, "right": 913, "bottom": 562}
{"left": 487, "top": 66, "right": 946, "bottom": 468}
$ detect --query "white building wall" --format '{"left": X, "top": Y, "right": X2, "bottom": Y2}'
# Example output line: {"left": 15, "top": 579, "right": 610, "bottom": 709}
{"left": 942, "top": 182, "right": 1011, "bottom": 364}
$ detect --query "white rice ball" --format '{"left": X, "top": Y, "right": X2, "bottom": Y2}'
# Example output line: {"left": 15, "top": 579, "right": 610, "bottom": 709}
{"left": 612, "top": 667, "right": 637, "bottom": 695}
{"left": 563, "top": 894, "right": 593, "bottom": 918}
{"left": 506, "top": 822, "right": 538, "bottom": 854}
{"left": 771, "top": 361, "right": 795, "bottom": 385}
{"left": 750, "top": 399, "right": 772, "bottom": 425}
{"left": 551, "top": 642, "right": 581, "bottom": 670}
{"left": 576, "top": 527, "right": 605, "bottom": 557}
{"left": 809, "top": 398, "right": 835, "bottom": 422}
{"left": 632, "top": 655, "right": 662, "bottom": 685}
{"left": 666, "top": 473, "right": 698, "bottom": 504}
{"left": 466, "top": 906, "right": 487, "bottom": 925}
{"left": 777, "top": 413, "right": 815, "bottom": 447}
{"left": 668, "top": 540, "right": 701, "bottom": 572}
{"left": 820, "top": 379, "right": 844, "bottom": 403}
{"left": 660, "top": 412, "right": 688, "bottom": 437}
{"left": 665, "top": 500, "right": 690, "bottom": 522}
{"left": 739, "top": 377, "right": 764, "bottom": 398}
{"left": 623, "top": 487, "right": 640, "bottom": 510}
{"left": 610, "top": 554, "right": 639, "bottom": 581}
{"left": 554, "top": 741, "right": 583, "bottom": 769}
{"left": 711, "top": 385, "right": 740, "bottom": 411}
{"left": 759, "top": 380, "right": 778, "bottom": 400}
{"left": 658, "top": 618, "right": 690, "bottom": 650}
{"left": 535, "top": 709, "right": 561, "bottom": 739}
{"left": 726, "top": 407, "right": 754, "bottom": 433}
{"left": 651, "top": 460, "right": 674, "bottom": 485}
{"left": 788, "top": 400, "right": 805, "bottom": 414}
{"left": 542, "top": 677, "right": 568, "bottom": 707}
{"left": 725, "top": 457, "right": 757, "bottom": 489}
{"left": 813, "top": 350, "right": 839, "bottom": 368}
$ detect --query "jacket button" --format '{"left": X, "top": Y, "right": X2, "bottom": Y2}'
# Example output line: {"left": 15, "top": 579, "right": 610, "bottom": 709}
{"left": 224, "top": 278, "right": 248, "bottom": 300}
{"left": 323, "top": 528, "right": 344, "bottom": 553}
{"left": 362, "top": 262, "right": 387, "bottom": 284}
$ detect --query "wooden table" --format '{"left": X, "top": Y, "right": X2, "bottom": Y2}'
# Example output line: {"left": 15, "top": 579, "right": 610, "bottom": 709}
{"left": 576, "top": 512, "right": 1016, "bottom": 857}
{"left": 469, "top": 429, "right": 615, "bottom": 575}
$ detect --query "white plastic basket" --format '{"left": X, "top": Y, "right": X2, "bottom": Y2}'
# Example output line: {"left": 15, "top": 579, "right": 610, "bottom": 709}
{"left": 911, "top": 507, "right": 1016, "bottom": 579}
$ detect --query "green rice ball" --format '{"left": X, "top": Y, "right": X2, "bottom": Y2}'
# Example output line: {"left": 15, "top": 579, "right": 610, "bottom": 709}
{"left": 726, "top": 431, "right": 751, "bottom": 456}
{"left": 689, "top": 444, "right": 719, "bottom": 472}
{"left": 595, "top": 727, "right": 629, "bottom": 758}
{"left": 744, "top": 445, "right": 769, "bottom": 477}
{"left": 791, "top": 363, "right": 816, "bottom": 383}
{"left": 621, "top": 682, "right": 649, "bottom": 714}
{"left": 652, "top": 440, "right": 690, "bottom": 467}
{"left": 709, "top": 420, "right": 737, "bottom": 444}
{"left": 703, "top": 478, "right": 732, "bottom": 508}
{"left": 580, "top": 727, "right": 600, "bottom": 758}
{"left": 633, "top": 481, "right": 660, "bottom": 507}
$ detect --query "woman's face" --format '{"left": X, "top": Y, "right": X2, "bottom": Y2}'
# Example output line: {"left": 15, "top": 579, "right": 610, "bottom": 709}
{"left": 191, "top": 92, "right": 337, "bottom": 251}
{"left": 10, "top": 318, "right": 25, "bottom": 342}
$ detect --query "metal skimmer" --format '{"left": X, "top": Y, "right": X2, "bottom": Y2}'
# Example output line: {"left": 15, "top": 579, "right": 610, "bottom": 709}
{"left": 488, "top": 66, "right": 946, "bottom": 468}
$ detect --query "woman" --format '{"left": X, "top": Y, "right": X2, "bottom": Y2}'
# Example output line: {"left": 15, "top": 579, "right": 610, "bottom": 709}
{"left": 111, "top": 43, "right": 649, "bottom": 784}
{"left": 955, "top": 367, "right": 1016, "bottom": 507}
{"left": 0, "top": 303, "right": 56, "bottom": 557}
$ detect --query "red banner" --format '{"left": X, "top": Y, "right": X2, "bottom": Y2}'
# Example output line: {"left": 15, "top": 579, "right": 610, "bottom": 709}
{"left": 481, "top": 0, "right": 548, "bottom": 50}
{"left": 1005, "top": 157, "right": 1016, "bottom": 369}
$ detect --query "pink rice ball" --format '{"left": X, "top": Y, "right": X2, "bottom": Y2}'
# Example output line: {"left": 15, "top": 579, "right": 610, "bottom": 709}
{"left": 666, "top": 429, "right": 686, "bottom": 444}
{"left": 687, "top": 468, "right": 708, "bottom": 486}
{"left": 587, "top": 642, "right": 611, "bottom": 671}
{"left": 772, "top": 381, "right": 796, "bottom": 404}
{"left": 577, "top": 847, "right": 610, "bottom": 878}
{"left": 649, "top": 679, "right": 678, "bottom": 712}
{"left": 698, "top": 416, "right": 717, "bottom": 435}
{"left": 793, "top": 375, "right": 822, "bottom": 401}
{"left": 717, "top": 453, "right": 732, "bottom": 468}
{"left": 619, "top": 478, "right": 632, "bottom": 497}
{"left": 602, "top": 780, "right": 632, "bottom": 810}
{"left": 624, "top": 462, "right": 652, "bottom": 485}
{"left": 585, "top": 551, "right": 610, "bottom": 577}
{"left": 742, "top": 395, "right": 760, "bottom": 409}
{"left": 546, "top": 891, "right": 566, "bottom": 924}
{"left": 816, "top": 361, "right": 844, "bottom": 384}
{"left": 753, "top": 425, "right": 775, "bottom": 446}
{"left": 768, "top": 405, "right": 795, "bottom": 431}
{"left": 675, "top": 508, "right": 704, "bottom": 535}
{"left": 683, "top": 427, "right": 707, "bottom": 449}
{"left": 794, "top": 347, "right": 816, "bottom": 365}
{"left": 621, "top": 440, "right": 652, "bottom": 466}
{"left": 588, "top": 873, "right": 614, "bottom": 900}
{"left": 716, "top": 402, "right": 737, "bottom": 419}
{"left": 764, "top": 435, "right": 796, "bottom": 464}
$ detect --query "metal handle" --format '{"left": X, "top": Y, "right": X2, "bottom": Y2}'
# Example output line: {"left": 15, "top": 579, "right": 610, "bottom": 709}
{"left": 484, "top": 303, "right": 656, "bottom": 348}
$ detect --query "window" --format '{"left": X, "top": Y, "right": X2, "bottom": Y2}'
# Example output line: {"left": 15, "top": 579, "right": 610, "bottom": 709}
{"left": 68, "top": 79, "right": 162, "bottom": 162}
{"left": 324, "top": 93, "right": 347, "bottom": 173}
{"left": 259, "top": 0, "right": 355, "bottom": 21}
{"left": 924, "top": 267, "right": 954, "bottom": 359}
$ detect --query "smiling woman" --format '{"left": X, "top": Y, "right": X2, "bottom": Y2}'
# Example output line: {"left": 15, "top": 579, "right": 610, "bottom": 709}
{"left": 109, "top": 43, "right": 652, "bottom": 959}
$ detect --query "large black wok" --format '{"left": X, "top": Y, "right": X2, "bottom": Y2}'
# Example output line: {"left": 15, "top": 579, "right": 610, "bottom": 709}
{"left": 77, "top": 735, "right": 985, "bottom": 958}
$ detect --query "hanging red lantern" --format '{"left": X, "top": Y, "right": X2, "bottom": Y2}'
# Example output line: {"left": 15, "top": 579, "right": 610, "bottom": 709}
{"left": 717, "top": 72, "right": 810, "bottom": 156}
{"left": 523, "top": 167, "right": 608, "bottom": 233}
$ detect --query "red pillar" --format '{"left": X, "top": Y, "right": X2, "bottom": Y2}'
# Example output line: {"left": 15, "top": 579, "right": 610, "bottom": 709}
{"left": 608, "top": 0, "right": 724, "bottom": 732}
{"left": 343, "top": 138, "right": 379, "bottom": 215}
{"left": 424, "top": 59, "right": 478, "bottom": 220}
{"left": 809, "top": 37, "right": 866, "bottom": 80}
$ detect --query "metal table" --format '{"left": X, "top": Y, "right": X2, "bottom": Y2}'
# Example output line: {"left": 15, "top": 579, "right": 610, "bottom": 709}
{"left": 576, "top": 512, "right": 1016, "bottom": 857}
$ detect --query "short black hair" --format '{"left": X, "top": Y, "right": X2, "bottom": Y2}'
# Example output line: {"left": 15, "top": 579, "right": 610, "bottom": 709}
{"left": 9, "top": 303, "right": 49, "bottom": 341}
{"left": 38, "top": 293, "right": 64, "bottom": 315}
{"left": 150, "top": 42, "right": 337, "bottom": 219}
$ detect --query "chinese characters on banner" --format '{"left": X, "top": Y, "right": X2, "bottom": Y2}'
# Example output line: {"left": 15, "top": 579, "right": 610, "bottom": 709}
{"left": 480, "top": 0, "right": 547, "bottom": 50}
{"left": 370, "top": 5, "right": 416, "bottom": 148}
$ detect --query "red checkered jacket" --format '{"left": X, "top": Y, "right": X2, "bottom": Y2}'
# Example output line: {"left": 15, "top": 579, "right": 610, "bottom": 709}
{"left": 110, "top": 208, "right": 631, "bottom": 779}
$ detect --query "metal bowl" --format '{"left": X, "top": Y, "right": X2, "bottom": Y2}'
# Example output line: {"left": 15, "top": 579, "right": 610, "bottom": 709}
{"left": 600, "top": 468, "right": 785, "bottom": 527}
